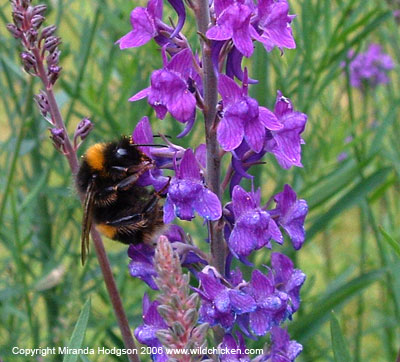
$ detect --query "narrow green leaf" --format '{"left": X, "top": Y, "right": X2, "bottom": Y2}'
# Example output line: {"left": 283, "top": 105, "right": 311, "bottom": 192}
{"left": 379, "top": 226, "right": 400, "bottom": 258}
{"left": 330, "top": 312, "right": 352, "bottom": 362}
{"left": 63, "top": 298, "right": 91, "bottom": 362}
{"left": 290, "top": 269, "right": 384, "bottom": 342}
{"left": 308, "top": 168, "right": 390, "bottom": 240}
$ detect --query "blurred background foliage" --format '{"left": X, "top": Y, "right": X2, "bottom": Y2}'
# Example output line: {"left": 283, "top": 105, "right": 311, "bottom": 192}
{"left": 0, "top": 0, "right": 399, "bottom": 360}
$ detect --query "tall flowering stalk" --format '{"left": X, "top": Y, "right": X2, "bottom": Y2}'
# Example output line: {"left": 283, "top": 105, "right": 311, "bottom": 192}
{"left": 7, "top": 1, "right": 139, "bottom": 361}
{"left": 8, "top": 0, "right": 309, "bottom": 359}
{"left": 119, "top": 0, "right": 308, "bottom": 360}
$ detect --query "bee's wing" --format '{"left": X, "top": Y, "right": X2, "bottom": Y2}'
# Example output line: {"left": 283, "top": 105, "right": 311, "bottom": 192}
{"left": 81, "top": 181, "right": 95, "bottom": 265}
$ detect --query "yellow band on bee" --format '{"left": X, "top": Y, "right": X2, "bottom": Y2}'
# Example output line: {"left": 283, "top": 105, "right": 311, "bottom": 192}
{"left": 96, "top": 223, "right": 117, "bottom": 239}
{"left": 86, "top": 143, "right": 106, "bottom": 171}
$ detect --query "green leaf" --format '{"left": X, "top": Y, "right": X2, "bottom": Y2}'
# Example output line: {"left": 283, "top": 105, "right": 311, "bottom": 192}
{"left": 63, "top": 298, "right": 91, "bottom": 362}
{"left": 290, "top": 269, "right": 384, "bottom": 342}
{"left": 379, "top": 226, "right": 400, "bottom": 258}
{"left": 330, "top": 312, "right": 352, "bottom": 362}
{"left": 308, "top": 168, "right": 390, "bottom": 240}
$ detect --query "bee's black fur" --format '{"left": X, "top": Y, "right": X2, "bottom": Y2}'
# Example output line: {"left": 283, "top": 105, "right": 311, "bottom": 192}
{"left": 77, "top": 136, "right": 164, "bottom": 248}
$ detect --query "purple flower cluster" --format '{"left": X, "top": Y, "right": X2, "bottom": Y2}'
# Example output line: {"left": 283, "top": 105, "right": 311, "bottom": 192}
{"left": 196, "top": 253, "right": 305, "bottom": 336}
{"left": 117, "top": 0, "right": 308, "bottom": 360}
{"left": 346, "top": 44, "right": 394, "bottom": 88}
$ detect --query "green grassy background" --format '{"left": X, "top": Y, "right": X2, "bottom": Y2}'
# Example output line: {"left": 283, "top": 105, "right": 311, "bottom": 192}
{"left": 0, "top": 0, "right": 399, "bottom": 361}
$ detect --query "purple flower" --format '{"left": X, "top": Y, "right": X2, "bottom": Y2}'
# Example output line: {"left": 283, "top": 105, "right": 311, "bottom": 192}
{"left": 130, "top": 48, "right": 197, "bottom": 125}
{"left": 207, "top": 1, "right": 258, "bottom": 57}
{"left": 134, "top": 294, "right": 169, "bottom": 362}
{"left": 128, "top": 225, "right": 207, "bottom": 288}
{"left": 242, "top": 254, "right": 305, "bottom": 336}
{"left": 163, "top": 149, "right": 222, "bottom": 223}
{"left": 270, "top": 184, "right": 308, "bottom": 250}
{"left": 265, "top": 327, "right": 302, "bottom": 362}
{"left": 265, "top": 91, "right": 307, "bottom": 169}
{"left": 228, "top": 185, "right": 283, "bottom": 261}
{"left": 253, "top": 0, "right": 296, "bottom": 52}
{"left": 220, "top": 332, "right": 250, "bottom": 361}
{"left": 245, "top": 269, "right": 286, "bottom": 336}
{"left": 128, "top": 243, "right": 158, "bottom": 290}
{"left": 347, "top": 44, "right": 394, "bottom": 88}
{"left": 197, "top": 270, "right": 256, "bottom": 330}
{"left": 270, "top": 252, "right": 306, "bottom": 314}
{"left": 116, "top": 0, "right": 163, "bottom": 49}
{"left": 217, "top": 73, "right": 283, "bottom": 153}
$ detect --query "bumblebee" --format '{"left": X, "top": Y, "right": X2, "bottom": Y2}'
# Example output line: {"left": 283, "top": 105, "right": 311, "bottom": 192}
{"left": 77, "top": 136, "right": 166, "bottom": 265}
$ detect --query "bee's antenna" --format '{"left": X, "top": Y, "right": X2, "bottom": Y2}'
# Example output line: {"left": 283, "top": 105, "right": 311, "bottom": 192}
{"left": 133, "top": 143, "right": 169, "bottom": 148}
{"left": 153, "top": 134, "right": 172, "bottom": 139}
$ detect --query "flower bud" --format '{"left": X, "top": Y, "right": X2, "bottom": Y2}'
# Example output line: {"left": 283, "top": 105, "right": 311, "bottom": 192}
{"left": 31, "top": 14, "right": 45, "bottom": 29}
{"left": 155, "top": 329, "right": 174, "bottom": 345}
{"left": 44, "top": 36, "right": 61, "bottom": 53}
{"left": 41, "top": 25, "right": 57, "bottom": 39}
{"left": 191, "top": 322, "right": 209, "bottom": 341}
{"left": 182, "top": 308, "right": 198, "bottom": 326}
{"left": 12, "top": 11, "right": 24, "bottom": 28}
{"left": 20, "top": 51, "right": 36, "bottom": 72}
{"left": 48, "top": 65, "right": 62, "bottom": 85}
{"left": 32, "top": 4, "right": 47, "bottom": 16}
{"left": 157, "top": 304, "right": 175, "bottom": 322}
{"left": 171, "top": 321, "right": 185, "bottom": 337}
{"left": 26, "top": 28, "right": 38, "bottom": 45}
{"left": 34, "top": 91, "right": 50, "bottom": 118}
{"left": 73, "top": 118, "right": 93, "bottom": 149}
{"left": 46, "top": 49, "right": 60, "bottom": 66}
{"left": 6, "top": 23, "right": 22, "bottom": 39}
{"left": 49, "top": 127, "right": 67, "bottom": 153}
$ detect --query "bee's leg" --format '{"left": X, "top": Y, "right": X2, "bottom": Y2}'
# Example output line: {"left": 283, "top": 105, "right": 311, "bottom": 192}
{"left": 142, "top": 194, "right": 160, "bottom": 214}
{"left": 105, "top": 214, "right": 142, "bottom": 226}
{"left": 111, "top": 160, "right": 153, "bottom": 176}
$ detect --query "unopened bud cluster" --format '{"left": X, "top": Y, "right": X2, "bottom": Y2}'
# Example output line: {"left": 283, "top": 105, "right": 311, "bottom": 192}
{"left": 154, "top": 236, "right": 208, "bottom": 362}
{"left": 8, "top": 0, "right": 94, "bottom": 153}
{"left": 8, "top": 0, "right": 62, "bottom": 85}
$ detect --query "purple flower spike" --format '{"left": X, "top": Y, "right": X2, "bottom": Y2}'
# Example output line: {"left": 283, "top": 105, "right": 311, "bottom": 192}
{"left": 272, "top": 184, "right": 308, "bottom": 250}
{"left": 265, "top": 91, "right": 307, "bottom": 169}
{"left": 130, "top": 48, "right": 197, "bottom": 124}
{"left": 254, "top": 0, "right": 296, "bottom": 52}
{"left": 135, "top": 294, "right": 169, "bottom": 362}
{"left": 347, "top": 44, "right": 394, "bottom": 88}
{"left": 207, "top": 2, "right": 258, "bottom": 57}
{"left": 229, "top": 186, "right": 283, "bottom": 260}
{"left": 266, "top": 327, "right": 303, "bottom": 362}
{"left": 116, "top": 0, "right": 163, "bottom": 49}
{"left": 217, "top": 74, "right": 283, "bottom": 153}
{"left": 163, "top": 149, "right": 222, "bottom": 223}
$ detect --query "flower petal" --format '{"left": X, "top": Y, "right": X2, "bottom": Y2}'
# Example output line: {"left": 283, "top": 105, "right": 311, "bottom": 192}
{"left": 178, "top": 149, "right": 200, "bottom": 179}
{"left": 259, "top": 106, "right": 282, "bottom": 130}
{"left": 249, "top": 309, "right": 272, "bottom": 336}
{"left": 232, "top": 185, "right": 257, "bottom": 218}
{"left": 244, "top": 117, "right": 265, "bottom": 153}
{"left": 228, "top": 290, "right": 256, "bottom": 314}
{"left": 129, "top": 87, "right": 151, "bottom": 102}
{"left": 217, "top": 116, "right": 244, "bottom": 151}
{"left": 193, "top": 188, "right": 222, "bottom": 221}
